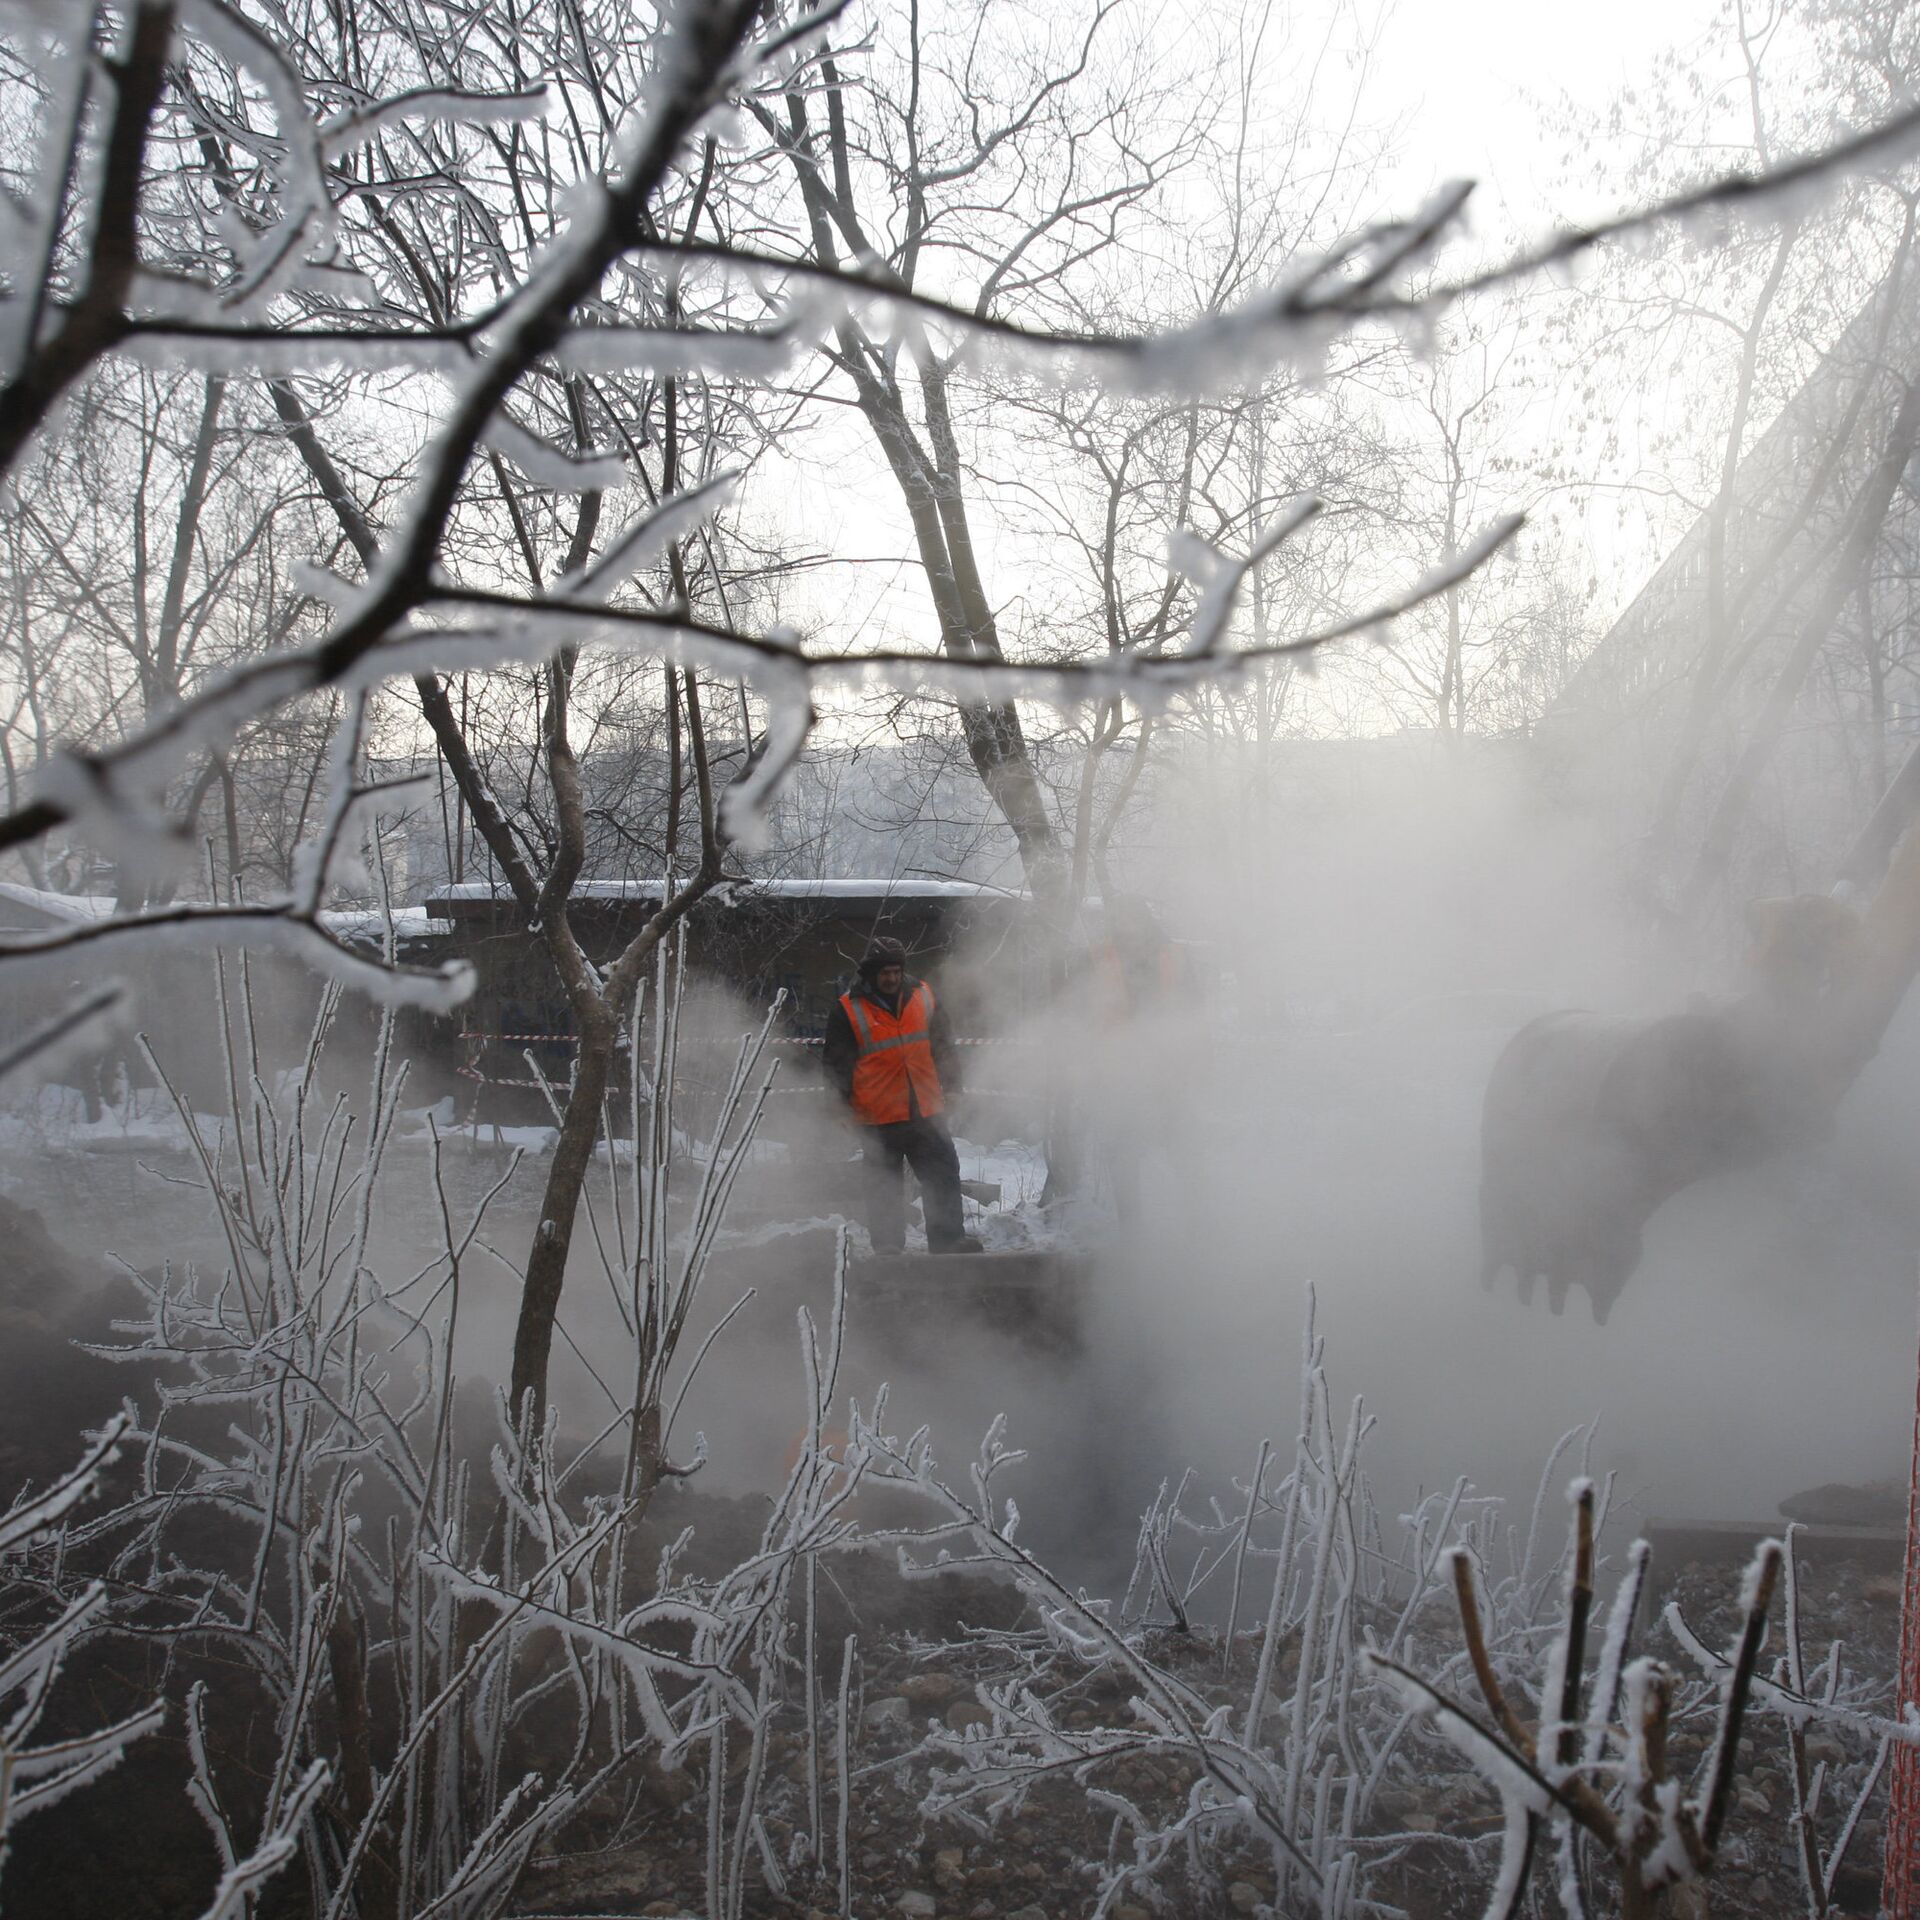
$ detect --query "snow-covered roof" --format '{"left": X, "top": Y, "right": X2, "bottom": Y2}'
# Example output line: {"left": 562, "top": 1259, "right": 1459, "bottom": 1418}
{"left": 0, "top": 886, "right": 452, "bottom": 946}
{"left": 318, "top": 906, "right": 453, "bottom": 947}
{"left": 0, "top": 881, "right": 117, "bottom": 927}
{"left": 426, "top": 877, "right": 1019, "bottom": 910}
{"left": 721, "top": 878, "right": 1016, "bottom": 902}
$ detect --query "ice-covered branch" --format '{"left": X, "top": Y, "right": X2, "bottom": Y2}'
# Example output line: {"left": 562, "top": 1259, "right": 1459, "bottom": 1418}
{"left": 1382, "top": 1493, "right": 1817, "bottom": 1914}
{"left": 0, "top": 0, "right": 180, "bottom": 471}
{"left": 0, "top": 506, "right": 1520, "bottom": 876}
{"left": 620, "top": 95, "right": 1920, "bottom": 386}
{"left": 0, "top": 904, "right": 472, "bottom": 1010}
{"left": 0, "top": 1416, "right": 164, "bottom": 1898}
{"left": 0, "top": 1413, "right": 133, "bottom": 1557}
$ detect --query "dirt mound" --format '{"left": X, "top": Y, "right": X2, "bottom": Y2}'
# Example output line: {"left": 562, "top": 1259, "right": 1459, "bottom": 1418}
{"left": 0, "top": 1192, "right": 96, "bottom": 1331}
{"left": 1780, "top": 1478, "right": 1907, "bottom": 1529}
{"left": 0, "top": 1193, "right": 133, "bottom": 1502}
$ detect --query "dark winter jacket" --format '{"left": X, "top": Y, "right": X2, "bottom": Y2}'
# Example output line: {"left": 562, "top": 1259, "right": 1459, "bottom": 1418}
{"left": 822, "top": 974, "right": 963, "bottom": 1110}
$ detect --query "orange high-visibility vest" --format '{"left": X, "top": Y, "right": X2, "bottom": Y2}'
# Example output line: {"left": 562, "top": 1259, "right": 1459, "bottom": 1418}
{"left": 841, "top": 981, "right": 945, "bottom": 1125}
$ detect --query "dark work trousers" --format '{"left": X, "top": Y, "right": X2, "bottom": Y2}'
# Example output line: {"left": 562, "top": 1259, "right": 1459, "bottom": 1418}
{"left": 858, "top": 1115, "right": 967, "bottom": 1252}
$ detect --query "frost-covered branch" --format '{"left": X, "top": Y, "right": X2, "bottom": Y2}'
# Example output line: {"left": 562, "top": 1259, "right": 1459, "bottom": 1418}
{"left": 0, "top": 0, "right": 180, "bottom": 473}
{"left": 0, "top": 901, "right": 469, "bottom": 1008}
{"left": 0, "top": 1415, "right": 166, "bottom": 1897}
{"left": 1, "top": 0, "right": 1912, "bottom": 899}
{"left": 626, "top": 90, "right": 1920, "bottom": 384}
{"left": 0, "top": 505, "right": 1523, "bottom": 873}
{"left": 1383, "top": 1491, "right": 1801, "bottom": 1917}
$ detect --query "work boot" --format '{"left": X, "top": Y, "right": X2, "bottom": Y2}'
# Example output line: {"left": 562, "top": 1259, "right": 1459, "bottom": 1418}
{"left": 933, "top": 1235, "right": 984, "bottom": 1254}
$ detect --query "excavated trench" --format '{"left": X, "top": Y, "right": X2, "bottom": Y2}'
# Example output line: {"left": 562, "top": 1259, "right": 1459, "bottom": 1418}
{"left": 13, "top": 991, "right": 1920, "bottom": 1590}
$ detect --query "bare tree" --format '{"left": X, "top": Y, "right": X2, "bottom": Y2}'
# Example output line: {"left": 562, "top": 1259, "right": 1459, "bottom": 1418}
{"left": 0, "top": 365, "right": 345, "bottom": 896}
{"left": 739, "top": 4, "right": 1178, "bottom": 910}
{"left": 181, "top": 0, "right": 804, "bottom": 1420}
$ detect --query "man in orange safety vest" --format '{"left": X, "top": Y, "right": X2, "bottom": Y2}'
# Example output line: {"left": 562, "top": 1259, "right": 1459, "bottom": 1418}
{"left": 823, "top": 937, "right": 982, "bottom": 1255}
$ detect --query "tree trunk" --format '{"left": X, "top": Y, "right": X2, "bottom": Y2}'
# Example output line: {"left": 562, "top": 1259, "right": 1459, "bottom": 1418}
{"left": 508, "top": 1007, "right": 614, "bottom": 1421}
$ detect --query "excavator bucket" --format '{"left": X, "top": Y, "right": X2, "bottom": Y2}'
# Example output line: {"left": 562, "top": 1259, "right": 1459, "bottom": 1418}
{"left": 1478, "top": 819, "right": 1920, "bottom": 1324}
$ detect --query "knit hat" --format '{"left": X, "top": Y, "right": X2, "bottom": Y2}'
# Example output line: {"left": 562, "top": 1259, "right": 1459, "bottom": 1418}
{"left": 858, "top": 935, "right": 908, "bottom": 978}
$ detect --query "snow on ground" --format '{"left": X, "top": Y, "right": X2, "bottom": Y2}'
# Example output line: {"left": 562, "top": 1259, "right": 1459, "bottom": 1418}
{"left": 953, "top": 1134, "right": 1057, "bottom": 1250}
{"left": 405, "top": 1096, "right": 798, "bottom": 1167}
{"left": 954, "top": 1135, "right": 1045, "bottom": 1205}
{"left": 2, "top": 1080, "right": 1084, "bottom": 1264}
{"left": 0, "top": 1082, "right": 223, "bottom": 1155}
{"left": 0, "top": 881, "right": 116, "bottom": 926}
{"left": 722, "top": 1211, "right": 854, "bottom": 1250}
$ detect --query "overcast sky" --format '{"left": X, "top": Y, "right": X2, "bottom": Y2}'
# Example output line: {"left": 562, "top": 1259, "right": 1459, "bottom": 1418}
{"left": 1369, "top": 0, "right": 1723, "bottom": 219}
{"left": 759, "top": 0, "right": 1757, "bottom": 730}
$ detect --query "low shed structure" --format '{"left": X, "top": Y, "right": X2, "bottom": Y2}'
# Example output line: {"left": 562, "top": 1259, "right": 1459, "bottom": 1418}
{"left": 423, "top": 878, "right": 1038, "bottom": 1108}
